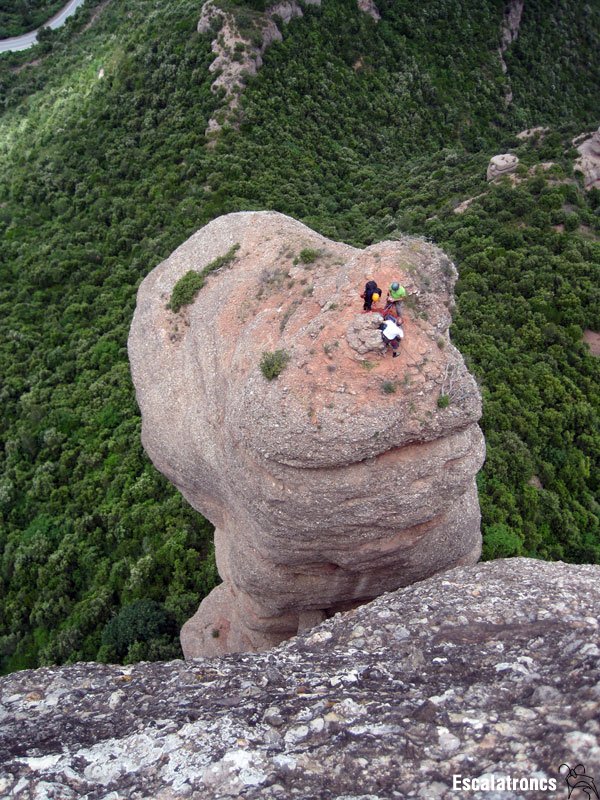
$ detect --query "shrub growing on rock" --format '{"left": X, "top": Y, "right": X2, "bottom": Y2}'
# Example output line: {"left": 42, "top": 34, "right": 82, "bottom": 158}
{"left": 169, "top": 271, "right": 205, "bottom": 313}
{"left": 260, "top": 349, "right": 290, "bottom": 380}
{"left": 99, "top": 599, "right": 177, "bottom": 662}
{"left": 298, "top": 248, "right": 319, "bottom": 264}
{"left": 168, "top": 244, "right": 240, "bottom": 312}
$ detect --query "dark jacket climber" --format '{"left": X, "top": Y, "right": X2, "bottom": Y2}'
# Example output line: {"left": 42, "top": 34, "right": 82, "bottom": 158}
{"left": 361, "top": 280, "right": 383, "bottom": 312}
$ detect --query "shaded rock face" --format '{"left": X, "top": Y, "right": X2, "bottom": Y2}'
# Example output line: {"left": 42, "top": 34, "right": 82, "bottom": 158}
{"left": 2, "top": 559, "right": 600, "bottom": 799}
{"left": 357, "top": 0, "right": 381, "bottom": 21}
{"left": 487, "top": 153, "right": 519, "bottom": 180}
{"left": 128, "top": 211, "right": 485, "bottom": 659}
{"left": 198, "top": 0, "right": 321, "bottom": 137}
{"left": 498, "top": 0, "right": 524, "bottom": 68}
{"left": 575, "top": 127, "right": 600, "bottom": 190}
{"left": 497, "top": 0, "right": 524, "bottom": 103}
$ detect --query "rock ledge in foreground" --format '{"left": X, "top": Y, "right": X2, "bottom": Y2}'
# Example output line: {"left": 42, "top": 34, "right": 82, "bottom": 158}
{"left": 1, "top": 559, "right": 599, "bottom": 800}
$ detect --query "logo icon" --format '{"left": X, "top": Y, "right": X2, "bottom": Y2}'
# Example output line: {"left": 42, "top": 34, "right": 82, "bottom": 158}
{"left": 560, "top": 764, "right": 599, "bottom": 799}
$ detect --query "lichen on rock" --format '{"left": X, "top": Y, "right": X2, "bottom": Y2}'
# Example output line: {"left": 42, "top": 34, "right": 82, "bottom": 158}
{"left": 128, "top": 211, "right": 486, "bottom": 659}
{"left": 2, "top": 559, "right": 600, "bottom": 799}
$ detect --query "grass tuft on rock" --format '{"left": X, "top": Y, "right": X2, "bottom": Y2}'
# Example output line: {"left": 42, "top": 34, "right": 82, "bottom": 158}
{"left": 169, "top": 244, "right": 240, "bottom": 312}
{"left": 298, "top": 247, "right": 320, "bottom": 264}
{"left": 169, "top": 271, "right": 205, "bottom": 312}
{"left": 260, "top": 349, "right": 290, "bottom": 380}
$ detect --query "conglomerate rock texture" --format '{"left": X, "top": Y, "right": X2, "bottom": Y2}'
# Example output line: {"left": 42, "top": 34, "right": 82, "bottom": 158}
{"left": 128, "top": 211, "right": 485, "bottom": 659}
{"left": 575, "top": 126, "right": 600, "bottom": 190}
{"left": 1, "top": 559, "right": 600, "bottom": 800}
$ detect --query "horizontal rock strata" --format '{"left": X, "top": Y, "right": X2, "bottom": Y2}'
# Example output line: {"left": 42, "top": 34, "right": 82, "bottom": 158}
{"left": 1, "top": 559, "right": 599, "bottom": 799}
{"left": 128, "top": 211, "right": 485, "bottom": 658}
{"left": 487, "top": 153, "right": 519, "bottom": 181}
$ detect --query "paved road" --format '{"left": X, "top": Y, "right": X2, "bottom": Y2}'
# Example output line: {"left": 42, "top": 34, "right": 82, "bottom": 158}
{"left": 0, "top": 0, "right": 86, "bottom": 52}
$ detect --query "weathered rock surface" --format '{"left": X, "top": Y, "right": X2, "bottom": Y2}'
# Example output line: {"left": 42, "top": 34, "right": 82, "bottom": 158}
{"left": 498, "top": 0, "right": 524, "bottom": 70}
{"left": 456, "top": 154, "right": 557, "bottom": 212}
{"left": 487, "top": 153, "right": 519, "bottom": 181}
{"left": 516, "top": 126, "right": 549, "bottom": 141}
{"left": 574, "top": 126, "right": 600, "bottom": 190}
{"left": 453, "top": 192, "right": 487, "bottom": 214}
{"left": 198, "top": 0, "right": 321, "bottom": 137}
{"left": 583, "top": 329, "right": 600, "bottom": 357}
{"left": 497, "top": 0, "right": 524, "bottom": 103}
{"left": 2, "top": 559, "right": 600, "bottom": 799}
{"left": 129, "top": 211, "right": 485, "bottom": 659}
{"left": 357, "top": 0, "right": 380, "bottom": 21}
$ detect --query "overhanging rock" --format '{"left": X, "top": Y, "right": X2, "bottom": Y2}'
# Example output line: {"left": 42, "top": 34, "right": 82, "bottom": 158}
{"left": 128, "top": 211, "right": 485, "bottom": 658}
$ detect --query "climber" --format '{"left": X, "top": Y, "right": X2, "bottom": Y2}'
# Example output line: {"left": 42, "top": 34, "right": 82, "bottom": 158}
{"left": 379, "top": 315, "right": 404, "bottom": 358}
{"left": 385, "top": 281, "right": 407, "bottom": 321}
{"left": 361, "top": 279, "right": 383, "bottom": 312}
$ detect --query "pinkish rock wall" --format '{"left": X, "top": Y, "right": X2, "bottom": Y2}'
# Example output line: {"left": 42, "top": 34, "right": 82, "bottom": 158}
{"left": 357, "top": 0, "right": 380, "bottom": 21}
{"left": 575, "top": 126, "right": 600, "bottom": 190}
{"left": 128, "top": 211, "right": 485, "bottom": 658}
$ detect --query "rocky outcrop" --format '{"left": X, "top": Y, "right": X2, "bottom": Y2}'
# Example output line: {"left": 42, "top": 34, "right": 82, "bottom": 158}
{"left": 487, "top": 152, "right": 519, "bottom": 180}
{"left": 498, "top": 0, "right": 524, "bottom": 68}
{"left": 198, "top": 0, "right": 320, "bottom": 137}
{"left": 516, "top": 125, "right": 548, "bottom": 141}
{"left": 453, "top": 192, "right": 487, "bottom": 214}
{"left": 197, "top": 0, "right": 379, "bottom": 137}
{"left": 357, "top": 0, "right": 380, "bottom": 21}
{"left": 2, "top": 559, "right": 600, "bottom": 799}
{"left": 128, "top": 211, "right": 485, "bottom": 659}
{"left": 498, "top": 0, "right": 525, "bottom": 103}
{"left": 574, "top": 126, "right": 600, "bottom": 190}
{"left": 583, "top": 330, "right": 600, "bottom": 356}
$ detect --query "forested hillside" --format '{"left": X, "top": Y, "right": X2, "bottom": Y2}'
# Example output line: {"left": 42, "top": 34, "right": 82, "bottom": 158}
{"left": 0, "top": 0, "right": 65, "bottom": 38}
{"left": 0, "top": 0, "right": 598, "bottom": 673}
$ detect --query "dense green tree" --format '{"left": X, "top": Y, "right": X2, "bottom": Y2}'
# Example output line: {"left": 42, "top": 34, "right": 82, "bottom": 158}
{"left": 0, "top": 0, "right": 64, "bottom": 38}
{"left": 99, "top": 599, "right": 178, "bottom": 663}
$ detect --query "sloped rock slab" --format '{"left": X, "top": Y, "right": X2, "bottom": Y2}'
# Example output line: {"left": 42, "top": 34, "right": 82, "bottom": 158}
{"left": 1, "top": 559, "right": 599, "bottom": 799}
